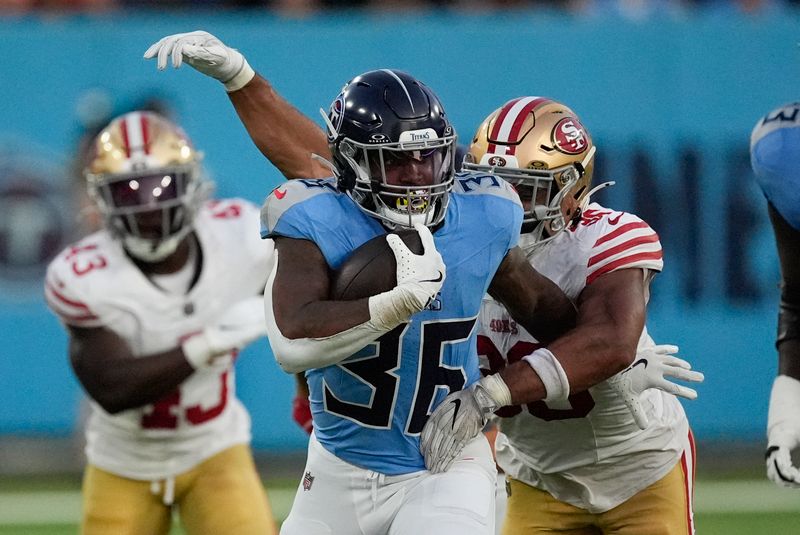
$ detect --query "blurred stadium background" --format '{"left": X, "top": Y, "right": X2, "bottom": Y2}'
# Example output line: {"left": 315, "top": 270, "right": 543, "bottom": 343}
{"left": 1, "top": 0, "right": 800, "bottom": 533}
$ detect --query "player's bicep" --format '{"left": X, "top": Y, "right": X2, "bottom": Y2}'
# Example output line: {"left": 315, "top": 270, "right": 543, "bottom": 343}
{"left": 577, "top": 268, "right": 646, "bottom": 344}
{"left": 271, "top": 237, "right": 331, "bottom": 335}
{"left": 68, "top": 325, "right": 131, "bottom": 399}
{"left": 488, "top": 246, "right": 576, "bottom": 344}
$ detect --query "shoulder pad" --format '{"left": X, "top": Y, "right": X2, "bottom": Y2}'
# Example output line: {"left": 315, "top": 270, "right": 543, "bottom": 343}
{"left": 578, "top": 205, "right": 663, "bottom": 284}
{"left": 44, "top": 236, "right": 111, "bottom": 327}
{"left": 751, "top": 102, "right": 800, "bottom": 148}
{"left": 750, "top": 104, "right": 800, "bottom": 229}
{"left": 261, "top": 178, "right": 339, "bottom": 237}
{"left": 452, "top": 172, "right": 521, "bottom": 206}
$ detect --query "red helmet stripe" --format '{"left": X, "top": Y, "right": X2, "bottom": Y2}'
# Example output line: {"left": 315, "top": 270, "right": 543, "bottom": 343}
{"left": 119, "top": 118, "right": 131, "bottom": 158}
{"left": 487, "top": 97, "right": 550, "bottom": 155}
{"left": 140, "top": 114, "right": 150, "bottom": 155}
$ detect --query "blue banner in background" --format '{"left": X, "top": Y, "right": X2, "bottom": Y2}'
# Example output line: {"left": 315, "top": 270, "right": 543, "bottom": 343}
{"left": 1, "top": 11, "right": 797, "bottom": 450}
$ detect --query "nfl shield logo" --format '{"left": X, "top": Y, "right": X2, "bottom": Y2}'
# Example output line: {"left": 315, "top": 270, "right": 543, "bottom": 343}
{"left": 302, "top": 471, "right": 315, "bottom": 491}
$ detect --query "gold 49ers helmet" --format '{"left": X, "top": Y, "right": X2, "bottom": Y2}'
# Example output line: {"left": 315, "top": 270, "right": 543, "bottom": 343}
{"left": 464, "top": 97, "right": 598, "bottom": 251}
{"left": 84, "top": 111, "right": 210, "bottom": 262}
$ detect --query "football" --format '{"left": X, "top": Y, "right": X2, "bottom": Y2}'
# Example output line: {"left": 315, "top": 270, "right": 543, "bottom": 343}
{"left": 330, "top": 229, "right": 423, "bottom": 300}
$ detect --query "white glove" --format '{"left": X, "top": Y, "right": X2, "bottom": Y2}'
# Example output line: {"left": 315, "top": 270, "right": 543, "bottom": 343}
{"left": 182, "top": 297, "right": 267, "bottom": 369}
{"left": 766, "top": 375, "right": 800, "bottom": 488}
{"left": 420, "top": 374, "right": 511, "bottom": 473}
{"left": 144, "top": 30, "right": 255, "bottom": 92}
{"left": 606, "top": 344, "right": 704, "bottom": 430}
{"left": 368, "top": 223, "right": 446, "bottom": 330}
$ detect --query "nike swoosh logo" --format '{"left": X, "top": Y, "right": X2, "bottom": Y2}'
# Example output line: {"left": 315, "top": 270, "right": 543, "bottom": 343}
{"left": 631, "top": 358, "right": 648, "bottom": 370}
{"left": 608, "top": 213, "right": 623, "bottom": 225}
{"left": 421, "top": 271, "right": 443, "bottom": 284}
{"left": 450, "top": 399, "right": 461, "bottom": 429}
{"left": 622, "top": 358, "right": 648, "bottom": 376}
{"left": 274, "top": 188, "right": 287, "bottom": 200}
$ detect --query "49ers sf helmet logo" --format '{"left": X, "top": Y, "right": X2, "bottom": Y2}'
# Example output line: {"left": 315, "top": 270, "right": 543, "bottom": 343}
{"left": 487, "top": 156, "right": 507, "bottom": 167}
{"left": 553, "top": 117, "right": 588, "bottom": 155}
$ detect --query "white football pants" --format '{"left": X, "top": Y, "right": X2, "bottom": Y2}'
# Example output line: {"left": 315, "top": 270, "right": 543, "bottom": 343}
{"left": 280, "top": 432, "right": 497, "bottom": 535}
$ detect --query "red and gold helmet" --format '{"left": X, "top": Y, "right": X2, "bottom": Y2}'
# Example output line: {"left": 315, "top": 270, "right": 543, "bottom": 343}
{"left": 84, "top": 111, "right": 209, "bottom": 261}
{"left": 464, "top": 97, "right": 597, "bottom": 250}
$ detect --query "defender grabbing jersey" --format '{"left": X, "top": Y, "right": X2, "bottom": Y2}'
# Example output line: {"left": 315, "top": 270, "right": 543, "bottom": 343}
{"left": 479, "top": 203, "right": 691, "bottom": 513}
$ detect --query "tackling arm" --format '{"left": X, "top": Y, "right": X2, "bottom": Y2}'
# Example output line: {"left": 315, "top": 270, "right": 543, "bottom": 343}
{"left": 69, "top": 325, "right": 194, "bottom": 414}
{"left": 491, "top": 254, "right": 645, "bottom": 405}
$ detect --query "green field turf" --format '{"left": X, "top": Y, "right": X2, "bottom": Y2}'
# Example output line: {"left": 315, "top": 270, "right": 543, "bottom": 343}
{"left": 1, "top": 477, "right": 798, "bottom": 534}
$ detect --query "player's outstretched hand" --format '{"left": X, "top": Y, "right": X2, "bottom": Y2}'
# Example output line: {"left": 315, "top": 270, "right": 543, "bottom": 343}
{"left": 420, "top": 375, "right": 509, "bottom": 473}
{"left": 766, "top": 375, "right": 800, "bottom": 488}
{"left": 385, "top": 223, "right": 446, "bottom": 313}
{"left": 144, "top": 30, "right": 255, "bottom": 92}
{"left": 182, "top": 296, "right": 267, "bottom": 369}
{"left": 607, "top": 344, "right": 704, "bottom": 430}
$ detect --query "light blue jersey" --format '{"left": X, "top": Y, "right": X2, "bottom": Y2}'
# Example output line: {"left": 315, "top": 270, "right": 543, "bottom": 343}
{"left": 751, "top": 102, "right": 800, "bottom": 230}
{"left": 261, "top": 175, "right": 522, "bottom": 474}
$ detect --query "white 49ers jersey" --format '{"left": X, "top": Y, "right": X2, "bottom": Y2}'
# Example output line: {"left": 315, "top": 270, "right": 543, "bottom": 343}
{"left": 44, "top": 199, "right": 273, "bottom": 480}
{"left": 479, "top": 203, "right": 689, "bottom": 513}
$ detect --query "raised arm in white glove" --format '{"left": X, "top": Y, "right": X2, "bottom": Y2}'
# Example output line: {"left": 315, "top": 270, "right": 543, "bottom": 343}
{"left": 766, "top": 375, "right": 800, "bottom": 488}
{"left": 144, "top": 30, "right": 255, "bottom": 92}
{"left": 420, "top": 374, "right": 512, "bottom": 473}
{"left": 182, "top": 296, "right": 267, "bottom": 370}
{"left": 606, "top": 344, "right": 704, "bottom": 430}
{"left": 368, "top": 223, "right": 446, "bottom": 331}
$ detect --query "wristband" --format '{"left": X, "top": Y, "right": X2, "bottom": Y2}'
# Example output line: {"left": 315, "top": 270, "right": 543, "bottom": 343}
{"left": 522, "top": 348, "right": 570, "bottom": 403}
{"left": 182, "top": 332, "right": 212, "bottom": 370}
{"left": 223, "top": 60, "right": 255, "bottom": 92}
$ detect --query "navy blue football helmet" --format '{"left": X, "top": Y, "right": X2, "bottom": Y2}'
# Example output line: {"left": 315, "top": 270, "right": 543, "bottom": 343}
{"left": 323, "top": 69, "right": 457, "bottom": 228}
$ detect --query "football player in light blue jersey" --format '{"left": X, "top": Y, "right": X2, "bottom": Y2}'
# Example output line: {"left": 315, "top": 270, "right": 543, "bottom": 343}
{"left": 259, "top": 69, "right": 577, "bottom": 535}
{"left": 751, "top": 102, "right": 800, "bottom": 489}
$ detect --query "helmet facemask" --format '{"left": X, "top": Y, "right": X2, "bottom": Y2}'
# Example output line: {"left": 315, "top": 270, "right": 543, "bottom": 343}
{"left": 87, "top": 163, "right": 209, "bottom": 262}
{"left": 321, "top": 69, "right": 457, "bottom": 229}
{"left": 337, "top": 132, "right": 455, "bottom": 228}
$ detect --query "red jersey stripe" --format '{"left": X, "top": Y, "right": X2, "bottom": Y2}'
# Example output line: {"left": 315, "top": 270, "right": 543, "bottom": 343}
{"left": 586, "top": 251, "right": 663, "bottom": 285}
{"left": 59, "top": 311, "right": 100, "bottom": 324}
{"left": 593, "top": 221, "right": 650, "bottom": 248}
{"left": 588, "top": 233, "right": 661, "bottom": 267}
{"left": 45, "top": 282, "right": 91, "bottom": 311}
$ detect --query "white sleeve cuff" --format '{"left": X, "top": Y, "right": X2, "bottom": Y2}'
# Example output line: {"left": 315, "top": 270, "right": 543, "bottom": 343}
{"left": 522, "top": 348, "right": 570, "bottom": 403}
{"left": 223, "top": 60, "right": 255, "bottom": 92}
